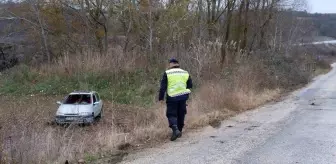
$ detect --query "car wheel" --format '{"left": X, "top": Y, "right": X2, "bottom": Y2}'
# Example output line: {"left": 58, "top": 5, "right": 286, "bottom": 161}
{"left": 96, "top": 107, "right": 103, "bottom": 120}
{"left": 84, "top": 121, "right": 93, "bottom": 126}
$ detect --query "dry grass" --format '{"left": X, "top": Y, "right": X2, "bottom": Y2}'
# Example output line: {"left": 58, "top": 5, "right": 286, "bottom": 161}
{"left": 39, "top": 48, "right": 148, "bottom": 76}
{"left": 0, "top": 44, "right": 333, "bottom": 163}
{"left": 0, "top": 80, "right": 282, "bottom": 164}
{"left": 0, "top": 96, "right": 168, "bottom": 163}
{"left": 0, "top": 75, "right": 282, "bottom": 164}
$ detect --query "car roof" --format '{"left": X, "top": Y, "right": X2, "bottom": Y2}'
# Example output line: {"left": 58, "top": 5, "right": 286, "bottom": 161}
{"left": 69, "top": 90, "right": 96, "bottom": 95}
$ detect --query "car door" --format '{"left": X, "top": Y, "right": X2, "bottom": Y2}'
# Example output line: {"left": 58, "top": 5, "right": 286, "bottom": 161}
{"left": 96, "top": 93, "right": 103, "bottom": 112}
{"left": 92, "top": 94, "right": 99, "bottom": 117}
{"left": 94, "top": 93, "right": 102, "bottom": 114}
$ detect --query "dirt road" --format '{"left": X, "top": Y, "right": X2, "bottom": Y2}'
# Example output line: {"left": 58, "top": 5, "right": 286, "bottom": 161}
{"left": 119, "top": 63, "right": 336, "bottom": 164}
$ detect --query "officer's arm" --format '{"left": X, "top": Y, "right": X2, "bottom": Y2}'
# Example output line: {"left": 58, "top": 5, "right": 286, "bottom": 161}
{"left": 159, "top": 72, "right": 167, "bottom": 101}
{"left": 187, "top": 75, "right": 193, "bottom": 89}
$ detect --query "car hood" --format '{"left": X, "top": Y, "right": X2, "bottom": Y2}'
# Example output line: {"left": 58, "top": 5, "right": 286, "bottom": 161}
{"left": 57, "top": 104, "right": 93, "bottom": 115}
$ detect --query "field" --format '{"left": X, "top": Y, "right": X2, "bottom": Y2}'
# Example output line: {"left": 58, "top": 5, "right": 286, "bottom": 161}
{"left": 0, "top": 44, "right": 334, "bottom": 163}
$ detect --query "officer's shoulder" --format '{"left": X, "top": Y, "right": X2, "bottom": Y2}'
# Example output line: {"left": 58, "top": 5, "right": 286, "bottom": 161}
{"left": 176, "top": 68, "right": 187, "bottom": 71}
{"left": 180, "top": 68, "right": 189, "bottom": 73}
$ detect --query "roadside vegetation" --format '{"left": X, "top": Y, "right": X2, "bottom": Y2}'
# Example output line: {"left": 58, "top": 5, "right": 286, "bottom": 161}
{"left": 0, "top": 0, "right": 335, "bottom": 163}
{"left": 1, "top": 44, "right": 333, "bottom": 163}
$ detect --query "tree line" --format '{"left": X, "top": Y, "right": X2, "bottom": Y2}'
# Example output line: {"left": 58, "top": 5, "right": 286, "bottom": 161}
{"left": 0, "top": 0, "right": 312, "bottom": 67}
{"left": 305, "top": 13, "right": 336, "bottom": 39}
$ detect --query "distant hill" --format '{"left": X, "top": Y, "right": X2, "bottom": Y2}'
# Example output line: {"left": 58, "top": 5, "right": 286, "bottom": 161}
{"left": 311, "top": 13, "right": 336, "bottom": 39}
{"left": 292, "top": 11, "right": 336, "bottom": 39}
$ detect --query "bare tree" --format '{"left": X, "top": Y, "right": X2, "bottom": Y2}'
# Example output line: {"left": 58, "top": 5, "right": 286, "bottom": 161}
{"left": 241, "top": 0, "right": 250, "bottom": 50}
{"left": 220, "top": 0, "right": 236, "bottom": 66}
{"left": 84, "top": 0, "right": 109, "bottom": 54}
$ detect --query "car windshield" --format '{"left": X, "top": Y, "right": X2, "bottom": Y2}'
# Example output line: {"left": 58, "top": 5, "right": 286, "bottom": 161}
{"left": 63, "top": 94, "right": 92, "bottom": 104}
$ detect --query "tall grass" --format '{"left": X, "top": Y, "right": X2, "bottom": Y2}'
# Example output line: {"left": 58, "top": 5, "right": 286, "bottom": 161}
{"left": 0, "top": 49, "right": 162, "bottom": 106}
{"left": 0, "top": 44, "right": 332, "bottom": 163}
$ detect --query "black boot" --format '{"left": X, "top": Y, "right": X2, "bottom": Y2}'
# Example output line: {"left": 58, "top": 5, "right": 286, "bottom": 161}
{"left": 178, "top": 132, "right": 182, "bottom": 138}
{"left": 178, "top": 128, "right": 183, "bottom": 138}
{"left": 170, "top": 126, "right": 181, "bottom": 141}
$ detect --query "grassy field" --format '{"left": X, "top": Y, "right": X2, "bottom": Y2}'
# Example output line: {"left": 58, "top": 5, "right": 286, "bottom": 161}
{"left": 0, "top": 45, "right": 334, "bottom": 163}
{"left": 0, "top": 65, "right": 162, "bottom": 107}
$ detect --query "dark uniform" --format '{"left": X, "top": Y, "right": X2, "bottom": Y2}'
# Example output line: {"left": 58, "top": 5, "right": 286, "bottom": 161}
{"left": 159, "top": 59, "right": 192, "bottom": 141}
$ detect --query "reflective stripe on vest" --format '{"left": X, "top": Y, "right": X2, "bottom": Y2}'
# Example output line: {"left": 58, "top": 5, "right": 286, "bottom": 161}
{"left": 165, "top": 68, "right": 191, "bottom": 97}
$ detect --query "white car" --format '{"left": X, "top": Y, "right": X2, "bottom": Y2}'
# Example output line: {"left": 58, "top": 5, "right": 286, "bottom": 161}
{"left": 55, "top": 91, "right": 103, "bottom": 124}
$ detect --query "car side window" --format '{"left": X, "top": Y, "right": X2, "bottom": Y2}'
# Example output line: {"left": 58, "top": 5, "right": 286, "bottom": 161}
{"left": 93, "top": 95, "right": 97, "bottom": 103}
{"left": 95, "top": 93, "right": 100, "bottom": 101}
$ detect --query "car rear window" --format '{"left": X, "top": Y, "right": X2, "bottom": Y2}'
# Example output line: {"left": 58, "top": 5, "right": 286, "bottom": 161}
{"left": 63, "top": 94, "right": 91, "bottom": 104}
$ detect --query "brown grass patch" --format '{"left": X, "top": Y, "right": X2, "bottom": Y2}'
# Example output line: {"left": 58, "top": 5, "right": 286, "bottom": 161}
{"left": 0, "top": 82, "right": 282, "bottom": 163}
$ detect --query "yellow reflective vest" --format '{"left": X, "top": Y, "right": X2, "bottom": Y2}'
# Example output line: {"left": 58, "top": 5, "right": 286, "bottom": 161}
{"left": 165, "top": 68, "right": 191, "bottom": 97}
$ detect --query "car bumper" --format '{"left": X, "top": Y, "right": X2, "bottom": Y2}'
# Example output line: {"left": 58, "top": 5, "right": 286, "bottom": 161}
{"left": 55, "top": 115, "right": 94, "bottom": 124}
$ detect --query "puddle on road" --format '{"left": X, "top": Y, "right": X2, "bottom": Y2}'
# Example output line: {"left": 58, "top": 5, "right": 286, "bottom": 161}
{"left": 216, "top": 140, "right": 225, "bottom": 144}
{"left": 244, "top": 125, "right": 260, "bottom": 131}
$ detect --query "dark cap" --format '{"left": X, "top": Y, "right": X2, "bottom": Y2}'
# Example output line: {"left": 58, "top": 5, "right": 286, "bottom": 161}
{"left": 169, "top": 58, "right": 179, "bottom": 64}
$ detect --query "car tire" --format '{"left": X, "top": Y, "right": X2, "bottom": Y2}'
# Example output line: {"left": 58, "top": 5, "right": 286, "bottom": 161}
{"left": 96, "top": 107, "right": 103, "bottom": 120}
{"left": 84, "top": 122, "right": 93, "bottom": 126}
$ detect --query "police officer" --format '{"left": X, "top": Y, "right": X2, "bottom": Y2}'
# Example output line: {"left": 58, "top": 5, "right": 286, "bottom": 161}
{"left": 159, "top": 58, "right": 192, "bottom": 141}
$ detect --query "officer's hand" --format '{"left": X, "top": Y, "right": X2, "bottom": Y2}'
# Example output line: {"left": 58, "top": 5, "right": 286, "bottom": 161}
{"left": 159, "top": 100, "right": 164, "bottom": 105}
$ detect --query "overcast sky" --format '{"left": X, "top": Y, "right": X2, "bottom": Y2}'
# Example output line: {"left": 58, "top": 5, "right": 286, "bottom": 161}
{"left": 309, "top": 0, "right": 336, "bottom": 13}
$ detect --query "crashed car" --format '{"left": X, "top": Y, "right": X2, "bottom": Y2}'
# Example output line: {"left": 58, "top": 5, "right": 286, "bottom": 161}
{"left": 55, "top": 91, "right": 103, "bottom": 124}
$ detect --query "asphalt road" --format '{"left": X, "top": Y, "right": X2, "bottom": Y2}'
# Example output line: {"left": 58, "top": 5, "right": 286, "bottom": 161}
{"left": 120, "top": 63, "right": 336, "bottom": 164}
